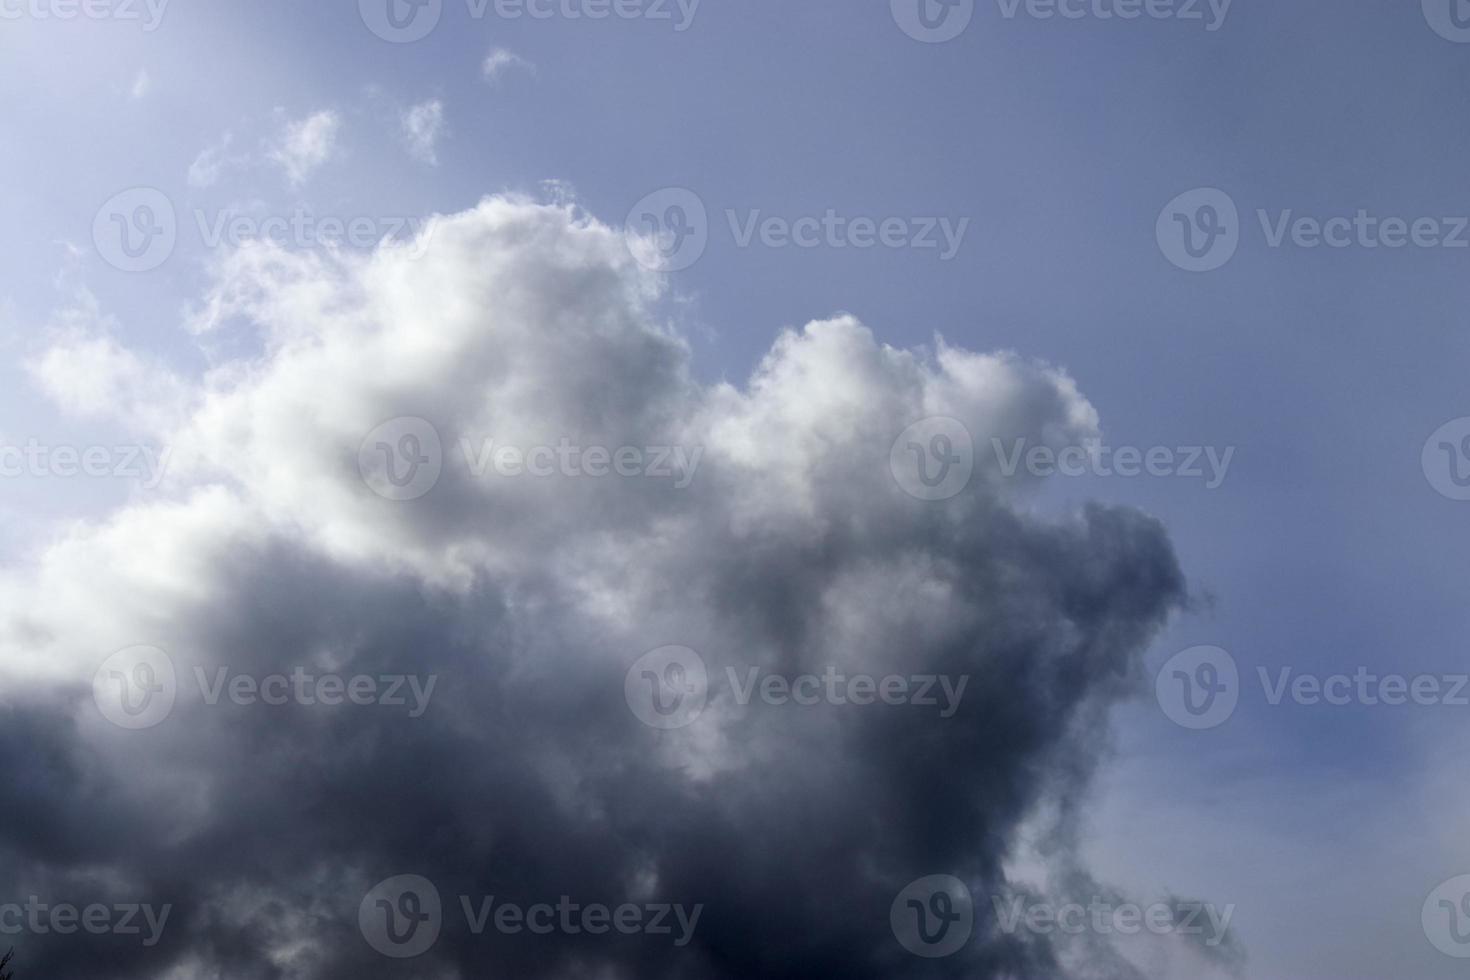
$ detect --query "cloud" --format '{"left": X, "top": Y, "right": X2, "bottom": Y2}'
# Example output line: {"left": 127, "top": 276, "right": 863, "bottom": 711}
{"left": 1, "top": 196, "right": 1189, "bottom": 978}
{"left": 129, "top": 70, "right": 150, "bottom": 100}
{"left": 267, "top": 110, "right": 341, "bottom": 187}
{"left": 482, "top": 47, "right": 533, "bottom": 83}
{"left": 186, "top": 132, "right": 236, "bottom": 189}
{"left": 400, "top": 99, "right": 445, "bottom": 166}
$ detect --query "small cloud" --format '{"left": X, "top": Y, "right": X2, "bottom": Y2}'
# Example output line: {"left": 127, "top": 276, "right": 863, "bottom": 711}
{"left": 129, "top": 69, "right": 151, "bottom": 100}
{"left": 187, "top": 132, "right": 236, "bottom": 189}
{"left": 401, "top": 99, "right": 445, "bottom": 166}
{"left": 268, "top": 110, "right": 341, "bottom": 187}
{"left": 482, "top": 47, "right": 533, "bottom": 83}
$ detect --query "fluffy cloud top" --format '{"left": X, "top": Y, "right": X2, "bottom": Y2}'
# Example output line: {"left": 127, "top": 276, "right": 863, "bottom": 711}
{"left": 0, "top": 198, "right": 1195, "bottom": 978}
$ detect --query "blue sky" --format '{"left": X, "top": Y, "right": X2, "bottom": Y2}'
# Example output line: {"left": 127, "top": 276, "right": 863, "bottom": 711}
{"left": 4, "top": 1, "right": 1470, "bottom": 977}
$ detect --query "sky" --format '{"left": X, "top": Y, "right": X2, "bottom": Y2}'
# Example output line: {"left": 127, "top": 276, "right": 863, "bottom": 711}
{"left": 2, "top": 1, "right": 1470, "bottom": 977}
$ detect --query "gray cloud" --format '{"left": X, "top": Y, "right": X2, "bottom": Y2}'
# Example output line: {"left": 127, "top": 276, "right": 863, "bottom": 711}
{"left": 0, "top": 197, "right": 1190, "bottom": 978}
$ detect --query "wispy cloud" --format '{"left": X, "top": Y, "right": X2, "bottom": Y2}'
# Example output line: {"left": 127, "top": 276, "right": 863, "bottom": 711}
{"left": 401, "top": 99, "right": 445, "bottom": 166}
{"left": 482, "top": 47, "right": 534, "bottom": 83}
{"left": 268, "top": 109, "right": 341, "bottom": 187}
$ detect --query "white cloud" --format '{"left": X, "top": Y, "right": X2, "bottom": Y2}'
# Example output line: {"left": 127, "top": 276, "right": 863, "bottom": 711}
{"left": 482, "top": 47, "right": 533, "bottom": 83}
{"left": 400, "top": 99, "right": 445, "bottom": 166}
{"left": 268, "top": 110, "right": 341, "bottom": 187}
{"left": 187, "top": 132, "right": 235, "bottom": 189}
{"left": 129, "top": 69, "right": 151, "bottom": 100}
